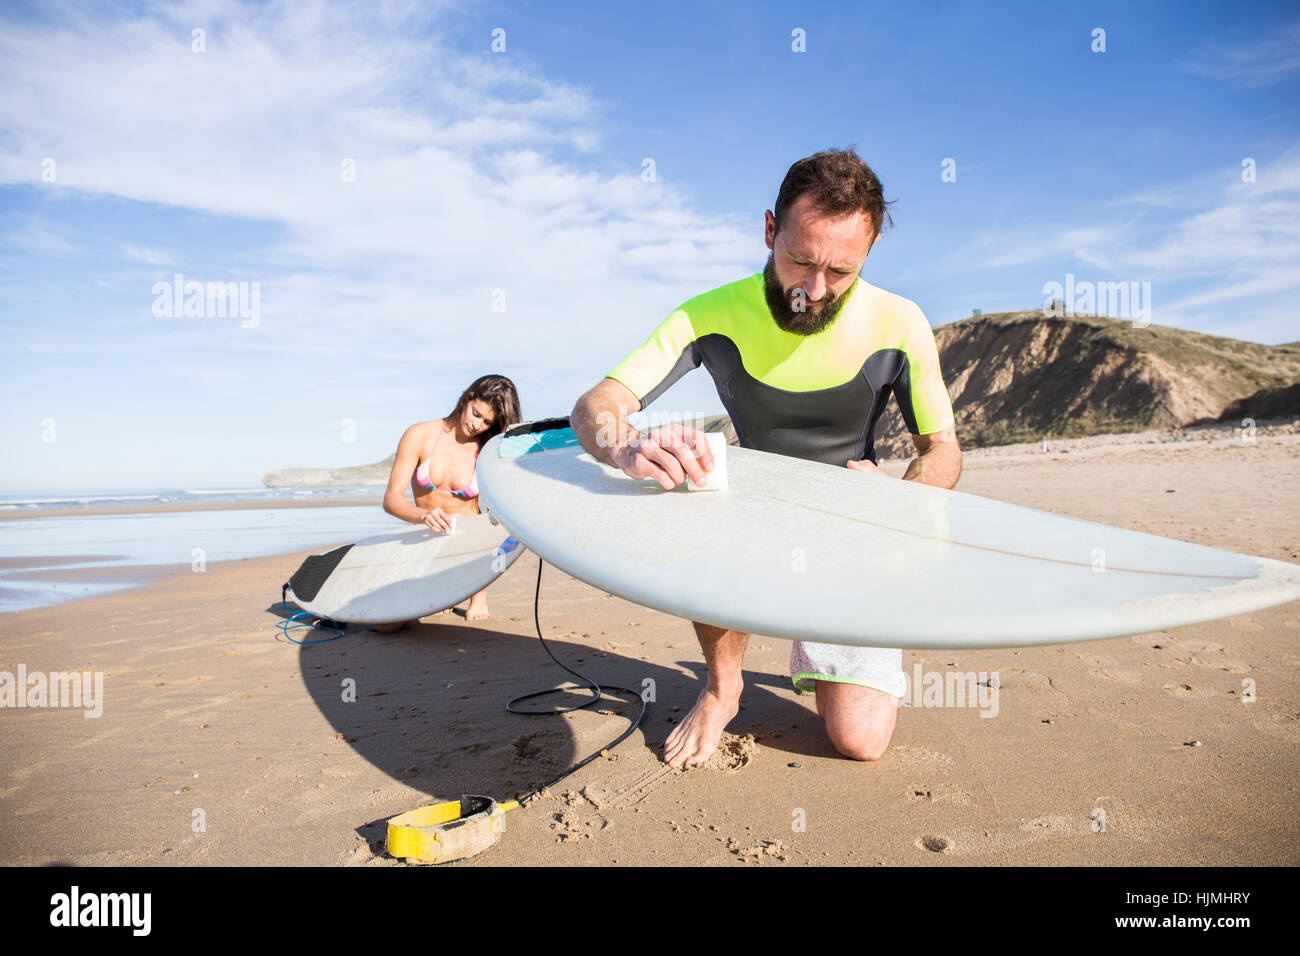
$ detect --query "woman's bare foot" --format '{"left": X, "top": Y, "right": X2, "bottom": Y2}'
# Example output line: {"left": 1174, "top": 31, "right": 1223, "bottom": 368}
{"left": 662, "top": 683, "right": 741, "bottom": 769}
{"left": 465, "top": 593, "right": 489, "bottom": 621}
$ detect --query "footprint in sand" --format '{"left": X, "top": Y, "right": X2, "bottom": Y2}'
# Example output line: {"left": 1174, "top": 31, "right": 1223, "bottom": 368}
{"left": 1163, "top": 682, "right": 1199, "bottom": 699}
{"left": 917, "top": 814, "right": 1095, "bottom": 857}
{"left": 509, "top": 730, "right": 563, "bottom": 761}
{"left": 703, "top": 733, "right": 757, "bottom": 772}
{"left": 915, "top": 834, "right": 953, "bottom": 854}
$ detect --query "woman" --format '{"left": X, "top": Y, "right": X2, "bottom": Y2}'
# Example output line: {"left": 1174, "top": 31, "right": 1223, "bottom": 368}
{"left": 381, "top": 374, "right": 521, "bottom": 625}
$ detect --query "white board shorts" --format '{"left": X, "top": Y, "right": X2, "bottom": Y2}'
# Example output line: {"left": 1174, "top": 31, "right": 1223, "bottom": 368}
{"left": 790, "top": 641, "right": 907, "bottom": 698}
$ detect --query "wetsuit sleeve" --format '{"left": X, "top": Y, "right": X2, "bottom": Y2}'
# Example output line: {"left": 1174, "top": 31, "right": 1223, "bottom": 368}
{"left": 895, "top": 304, "right": 955, "bottom": 436}
{"left": 605, "top": 307, "right": 701, "bottom": 408}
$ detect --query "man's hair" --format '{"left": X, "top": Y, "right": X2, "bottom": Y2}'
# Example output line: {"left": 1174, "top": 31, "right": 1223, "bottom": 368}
{"left": 772, "top": 147, "right": 894, "bottom": 242}
{"left": 446, "top": 374, "right": 522, "bottom": 440}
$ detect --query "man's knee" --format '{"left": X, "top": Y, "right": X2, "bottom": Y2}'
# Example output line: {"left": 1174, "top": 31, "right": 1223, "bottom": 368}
{"left": 826, "top": 722, "right": 895, "bottom": 761}
{"left": 816, "top": 683, "right": 899, "bottom": 761}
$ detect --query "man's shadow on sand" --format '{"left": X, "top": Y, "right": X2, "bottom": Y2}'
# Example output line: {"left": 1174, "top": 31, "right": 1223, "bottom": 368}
{"left": 267, "top": 601, "right": 844, "bottom": 844}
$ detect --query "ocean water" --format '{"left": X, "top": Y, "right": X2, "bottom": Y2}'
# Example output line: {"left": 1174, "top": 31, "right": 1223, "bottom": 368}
{"left": 0, "top": 485, "right": 382, "bottom": 513}
{"left": 0, "top": 491, "right": 403, "bottom": 614}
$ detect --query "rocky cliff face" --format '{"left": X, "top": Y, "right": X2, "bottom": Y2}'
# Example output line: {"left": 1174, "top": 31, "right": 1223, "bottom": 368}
{"left": 262, "top": 455, "right": 395, "bottom": 488}
{"left": 873, "top": 310, "right": 1300, "bottom": 459}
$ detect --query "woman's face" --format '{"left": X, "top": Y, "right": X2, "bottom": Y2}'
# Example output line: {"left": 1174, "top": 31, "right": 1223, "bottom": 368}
{"left": 461, "top": 399, "right": 497, "bottom": 438}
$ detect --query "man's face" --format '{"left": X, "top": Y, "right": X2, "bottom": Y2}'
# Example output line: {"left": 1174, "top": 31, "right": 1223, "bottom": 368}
{"left": 763, "top": 194, "right": 875, "bottom": 335}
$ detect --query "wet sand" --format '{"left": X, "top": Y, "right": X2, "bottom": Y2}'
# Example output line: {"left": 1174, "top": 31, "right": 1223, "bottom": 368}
{"left": 0, "top": 496, "right": 381, "bottom": 522}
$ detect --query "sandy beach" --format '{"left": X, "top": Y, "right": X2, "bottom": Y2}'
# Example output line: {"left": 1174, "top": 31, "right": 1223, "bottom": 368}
{"left": 1, "top": 428, "right": 1297, "bottom": 867}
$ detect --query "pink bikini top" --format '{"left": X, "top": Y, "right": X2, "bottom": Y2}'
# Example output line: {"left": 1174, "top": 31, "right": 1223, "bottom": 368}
{"left": 413, "top": 427, "right": 480, "bottom": 499}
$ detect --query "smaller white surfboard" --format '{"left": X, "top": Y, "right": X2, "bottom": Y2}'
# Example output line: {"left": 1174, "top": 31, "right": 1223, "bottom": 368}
{"left": 283, "top": 514, "right": 523, "bottom": 624}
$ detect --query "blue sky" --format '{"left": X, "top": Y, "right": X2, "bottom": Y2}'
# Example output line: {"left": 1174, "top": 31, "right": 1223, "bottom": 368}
{"left": 1, "top": 0, "right": 1298, "bottom": 492}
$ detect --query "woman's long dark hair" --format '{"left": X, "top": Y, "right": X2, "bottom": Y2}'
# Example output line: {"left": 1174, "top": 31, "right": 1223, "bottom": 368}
{"left": 445, "top": 374, "right": 521, "bottom": 442}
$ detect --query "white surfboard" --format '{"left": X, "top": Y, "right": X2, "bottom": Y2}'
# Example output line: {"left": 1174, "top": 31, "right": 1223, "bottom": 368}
{"left": 283, "top": 514, "right": 524, "bottom": 624}
{"left": 476, "top": 421, "right": 1300, "bottom": 649}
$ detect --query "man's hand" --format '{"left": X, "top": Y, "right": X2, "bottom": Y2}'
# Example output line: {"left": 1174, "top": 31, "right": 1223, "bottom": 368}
{"left": 612, "top": 422, "right": 715, "bottom": 490}
{"left": 847, "top": 427, "right": 962, "bottom": 487}
{"left": 846, "top": 458, "right": 885, "bottom": 476}
{"left": 904, "top": 425, "right": 962, "bottom": 488}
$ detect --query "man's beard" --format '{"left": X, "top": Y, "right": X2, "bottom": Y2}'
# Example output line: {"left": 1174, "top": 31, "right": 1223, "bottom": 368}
{"left": 763, "top": 253, "right": 852, "bottom": 335}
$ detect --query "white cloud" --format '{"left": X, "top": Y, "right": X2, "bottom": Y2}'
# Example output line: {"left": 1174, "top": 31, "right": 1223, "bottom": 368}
{"left": 0, "top": 213, "right": 81, "bottom": 257}
{"left": 1182, "top": 22, "right": 1300, "bottom": 87}
{"left": 923, "top": 148, "right": 1300, "bottom": 336}
{"left": 120, "top": 243, "right": 177, "bottom": 266}
{"left": 1069, "top": 154, "right": 1300, "bottom": 279}
{"left": 0, "top": 0, "right": 755, "bottom": 376}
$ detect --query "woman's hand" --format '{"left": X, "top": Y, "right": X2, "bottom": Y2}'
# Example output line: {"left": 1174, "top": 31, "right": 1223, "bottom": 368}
{"left": 421, "top": 508, "right": 454, "bottom": 534}
{"left": 421, "top": 507, "right": 455, "bottom": 534}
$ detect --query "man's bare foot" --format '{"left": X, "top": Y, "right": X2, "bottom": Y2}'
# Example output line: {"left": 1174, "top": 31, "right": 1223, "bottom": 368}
{"left": 375, "top": 619, "right": 413, "bottom": 633}
{"left": 662, "top": 684, "right": 741, "bottom": 769}
{"left": 465, "top": 595, "right": 489, "bottom": 621}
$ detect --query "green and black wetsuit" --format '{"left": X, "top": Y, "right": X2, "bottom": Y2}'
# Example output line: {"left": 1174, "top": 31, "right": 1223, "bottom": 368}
{"left": 606, "top": 273, "right": 954, "bottom": 465}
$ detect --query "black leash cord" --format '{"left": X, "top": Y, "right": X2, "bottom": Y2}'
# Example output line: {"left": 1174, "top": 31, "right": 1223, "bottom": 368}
{"left": 507, "top": 558, "right": 648, "bottom": 803}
